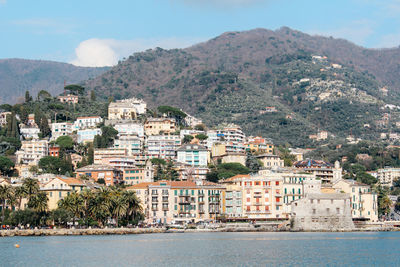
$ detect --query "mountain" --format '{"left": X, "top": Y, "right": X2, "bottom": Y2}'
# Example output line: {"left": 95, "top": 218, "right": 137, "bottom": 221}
{"left": 0, "top": 59, "right": 109, "bottom": 104}
{"left": 84, "top": 27, "right": 400, "bottom": 146}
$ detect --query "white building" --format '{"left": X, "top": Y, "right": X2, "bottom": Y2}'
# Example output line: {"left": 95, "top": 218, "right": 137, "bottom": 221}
{"left": 184, "top": 113, "right": 203, "bottom": 127}
{"left": 108, "top": 97, "right": 147, "bottom": 120}
{"left": 206, "top": 125, "right": 245, "bottom": 153}
{"left": 114, "top": 122, "right": 144, "bottom": 137}
{"left": 0, "top": 112, "right": 11, "bottom": 126}
{"left": 77, "top": 128, "right": 102, "bottom": 144}
{"left": 51, "top": 122, "right": 73, "bottom": 141}
{"left": 146, "top": 135, "right": 181, "bottom": 159}
{"left": 19, "top": 124, "right": 40, "bottom": 139}
{"left": 177, "top": 144, "right": 209, "bottom": 166}
{"left": 74, "top": 116, "right": 103, "bottom": 130}
{"left": 16, "top": 139, "right": 49, "bottom": 165}
{"left": 377, "top": 167, "right": 400, "bottom": 187}
{"left": 113, "top": 134, "right": 143, "bottom": 156}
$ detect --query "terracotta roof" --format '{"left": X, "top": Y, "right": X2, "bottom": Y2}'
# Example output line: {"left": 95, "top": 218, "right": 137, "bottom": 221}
{"left": 223, "top": 174, "right": 250, "bottom": 182}
{"left": 57, "top": 177, "right": 85, "bottom": 186}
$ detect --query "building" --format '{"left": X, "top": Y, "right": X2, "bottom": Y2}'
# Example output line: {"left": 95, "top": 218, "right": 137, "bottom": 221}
{"left": 245, "top": 136, "right": 274, "bottom": 154}
{"left": 144, "top": 118, "right": 176, "bottom": 136}
{"left": 256, "top": 154, "right": 284, "bottom": 169}
{"left": 16, "top": 139, "right": 49, "bottom": 165}
{"left": 211, "top": 143, "right": 246, "bottom": 165}
{"left": 70, "top": 153, "right": 83, "bottom": 169}
{"left": 77, "top": 128, "right": 102, "bottom": 144}
{"left": 74, "top": 116, "right": 103, "bottom": 130}
{"left": 108, "top": 97, "right": 147, "bottom": 120}
{"left": 333, "top": 179, "right": 378, "bottom": 222}
{"left": 222, "top": 174, "right": 286, "bottom": 219}
{"left": 57, "top": 94, "right": 79, "bottom": 104}
{"left": 0, "top": 112, "right": 11, "bottom": 126}
{"left": 19, "top": 124, "right": 40, "bottom": 139}
{"left": 207, "top": 125, "right": 246, "bottom": 153}
{"left": 377, "top": 167, "right": 400, "bottom": 187}
{"left": 293, "top": 159, "right": 342, "bottom": 183}
{"left": 290, "top": 193, "right": 354, "bottom": 231}
{"left": 114, "top": 122, "right": 144, "bottom": 137}
{"left": 93, "top": 148, "right": 128, "bottom": 164}
{"left": 127, "top": 180, "right": 223, "bottom": 225}
{"left": 40, "top": 177, "right": 87, "bottom": 210}
{"left": 184, "top": 114, "right": 203, "bottom": 127}
{"left": 175, "top": 163, "right": 209, "bottom": 181}
{"left": 146, "top": 135, "right": 181, "bottom": 159}
{"left": 49, "top": 145, "right": 60, "bottom": 157}
{"left": 113, "top": 134, "right": 143, "bottom": 156}
{"left": 76, "top": 164, "right": 122, "bottom": 186}
{"left": 122, "top": 161, "right": 154, "bottom": 185}
{"left": 177, "top": 144, "right": 209, "bottom": 167}
{"left": 51, "top": 122, "right": 73, "bottom": 141}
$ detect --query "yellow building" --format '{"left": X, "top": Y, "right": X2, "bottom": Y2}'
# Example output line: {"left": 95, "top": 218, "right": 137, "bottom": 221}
{"left": 128, "top": 180, "right": 223, "bottom": 225}
{"left": 40, "top": 177, "right": 87, "bottom": 210}
{"left": 333, "top": 179, "right": 378, "bottom": 222}
{"left": 144, "top": 118, "right": 176, "bottom": 136}
{"left": 256, "top": 154, "right": 284, "bottom": 169}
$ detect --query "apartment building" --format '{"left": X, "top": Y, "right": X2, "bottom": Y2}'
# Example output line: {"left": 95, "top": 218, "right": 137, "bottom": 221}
{"left": 114, "top": 122, "right": 144, "bottom": 137}
{"left": 257, "top": 154, "right": 284, "bottom": 169}
{"left": 16, "top": 139, "right": 49, "bottom": 165}
{"left": 377, "top": 167, "right": 400, "bottom": 187}
{"left": 93, "top": 148, "right": 128, "bottom": 164}
{"left": 293, "top": 159, "right": 342, "bottom": 183}
{"left": 113, "top": 134, "right": 143, "bottom": 156}
{"left": 19, "top": 124, "right": 40, "bottom": 140}
{"left": 333, "top": 179, "right": 378, "bottom": 222}
{"left": 40, "top": 177, "right": 87, "bottom": 210}
{"left": 51, "top": 122, "right": 73, "bottom": 141}
{"left": 108, "top": 97, "right": 147, "bottom": 120}
{"left": 77, "top": 128, "right": 102, "bottom": 144}
{"left": 177, "top": 144, "right": 209, "bottom": 166}
{"left": 245, "top": 136, "right": 274, "bottom": 154}
{"left": 144, "top": 118, "right": 176, "bottom": 136}
{"left": 146, "top": 134, "right": 181, "bottom": 159}
{"left": 74, "top": 116, "right": 103, "bottom": 130}
{"left": 128, "top": 180, "right": 223, "bottom": 225}
{"left": 122, "top": 161, "right": 154, "bottom": 185}
{"left": 76, "top": 164, "right": 122, "bottom": 186}
{"left": 0, "top": 112, "right": 11, "bottom": 126}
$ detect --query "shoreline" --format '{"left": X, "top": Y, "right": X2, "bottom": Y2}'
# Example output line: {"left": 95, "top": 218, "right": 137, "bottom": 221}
{"left": 0, "top": 226, "right": 398, "bottom": 237}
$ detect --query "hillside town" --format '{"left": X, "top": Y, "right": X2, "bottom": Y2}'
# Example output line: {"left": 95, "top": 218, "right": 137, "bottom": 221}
{"left": 0, "top": 92, "right": 397, "bottom": 232}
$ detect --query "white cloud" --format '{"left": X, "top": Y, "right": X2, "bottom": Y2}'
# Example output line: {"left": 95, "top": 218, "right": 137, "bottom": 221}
{"left": 70, "top": 37, "right": 205, "bottom": 67}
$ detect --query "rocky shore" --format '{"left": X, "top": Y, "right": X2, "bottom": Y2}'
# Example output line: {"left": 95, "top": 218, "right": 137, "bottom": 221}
{"left": 0, "top": 227, "right": 166, "bottom": 237}
{"left": 1, "top": 225, "right": 397, "bottom": 237}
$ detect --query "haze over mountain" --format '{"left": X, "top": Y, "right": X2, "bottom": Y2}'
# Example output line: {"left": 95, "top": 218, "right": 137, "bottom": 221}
{"left": 0, "top": 59, "right": 109, "bottom": 104}
{"left": 83, "top": 27, "right": 400, "bottom": 145}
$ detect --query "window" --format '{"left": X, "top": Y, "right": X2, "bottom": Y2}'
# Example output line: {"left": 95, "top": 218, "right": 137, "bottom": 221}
{"left": 312, "top": 209, "right": 316, "bottom": 214}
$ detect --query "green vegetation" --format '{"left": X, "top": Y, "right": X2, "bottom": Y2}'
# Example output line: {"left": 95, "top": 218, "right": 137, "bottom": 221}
{"left": 206, "top": 163, "right": 250, "bottom": 182}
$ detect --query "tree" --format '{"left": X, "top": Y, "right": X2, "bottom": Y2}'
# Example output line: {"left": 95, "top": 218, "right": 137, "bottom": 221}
{"left": 206, "top": 163, "right": 250, "bottom": 182}
{"left": 0, "top": 156, "right": 14, "bottom": 176}
{"left": 28, "top": 192, "right": 48, "bottom": 216}
{"left": 194, "top": 124, "right": 206, "bottom": 131}
{"left": 39, "top": 156, "right": 63, "bottom": 174}
{"left": 88, "top": 146, "right": 94, "bottom": 164}
{"left": 14, "top": 186, "right": 28, "bottom": 210}
{"left": 58, "top": 192, "right": 84, "bottom": 226}
{"left": 90, "top": 90, "right": 96, "bottom": 101}
{"left": 37, "top": 90, "right": 52, "bottom": 101}
{"left": 56, "top": 136, "right": 74, "bottom": 151}
{"left": 94, "top": 126, "right": 118, "bottom": 148}
{"left": 246, "top": 152, "right": 263, "bottom": 173}
{"left": 157, "top": 105, "right": 187, "bottom": 125}
{"left": 111, "top": 192, "right": 128, "bottom": 227}
{"left": 195, "top": 134, "right": 208, "bottom": 141}
{"left": 65, "top": 84, "right": 85, "bottom": 96}
{"left": 51, "top": 208, "right": 73, "bottom": 227}
{"left": 183, "top": 135, "right": 194, "bottom": 144}
{"left": 23, "top": 178, "right": 39, "bottom": 201}
{"left": 25, "top": 91, "right": 32, "bottom": 103}
{"left": 0, "top": 184, "right": 14, "bottom": 222}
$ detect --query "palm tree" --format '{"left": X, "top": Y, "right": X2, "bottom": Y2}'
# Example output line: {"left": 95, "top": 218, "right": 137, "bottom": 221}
{"left": 89, "top": 188, "right": 112, "bottom": 227}
{"left": 123, "top": 190, "right": 142, "bottom": 223}
{"left": 111, "top": 195, "right": 128, "bottom": 227}
{"left": 80, "top": 189, "right": 94, "bottom": 226}
{"left": 58, "top": 192, "right": 84, "bottom": 226}
{"left": 15, "top": 186, "right": 28, "bottom": 210}
{"left": 23, "top": 178, "right": 39, "bottom": 201}
{"left": 28, "top": 192, "right": 48, "bottom": 213}
{"left": 0, "top": 184, "right": 14, "bottom": 222}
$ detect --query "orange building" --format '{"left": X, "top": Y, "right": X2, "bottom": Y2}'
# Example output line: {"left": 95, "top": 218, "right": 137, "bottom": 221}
{"left": 49, "top": 146, "right": 60, "bottom": 157}
{"left": 75, "top": 164, "right": 122, "bottom": 186}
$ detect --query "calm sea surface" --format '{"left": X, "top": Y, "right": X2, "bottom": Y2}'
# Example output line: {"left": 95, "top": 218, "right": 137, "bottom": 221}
{"left": 1, "top": 231, "right": 400, "bottom": 266}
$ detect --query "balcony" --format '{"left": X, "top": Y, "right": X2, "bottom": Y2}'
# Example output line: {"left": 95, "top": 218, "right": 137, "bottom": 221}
{"left": 179, "top": 198, "right": 191, "bottom": 205}
{"left": 151, "top": 206, "right": 158, "bottom": 211}
{"left": 162, "top": 206, "right": 169, "bottom": 211}
{"left": 246, "top": 210, "right": 272, "bottom": 214}
{"left": 254, "top": 202, "right": 263, "bottom": 206}
{"left": 275, "top": 202, "right": 283, "bottom": 206}
{"left": 178, "top": 210, "right": 191, "bottom": 214}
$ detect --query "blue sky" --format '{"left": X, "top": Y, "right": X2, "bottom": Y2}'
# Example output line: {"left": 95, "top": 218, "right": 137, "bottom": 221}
{"left": 1, "top": 0, "right": 400, "bottom": 66}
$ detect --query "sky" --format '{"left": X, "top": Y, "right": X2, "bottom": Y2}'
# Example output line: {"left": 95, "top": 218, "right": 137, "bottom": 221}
{"left": 1, "top": 0, "right": 400, "bottom": 67}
